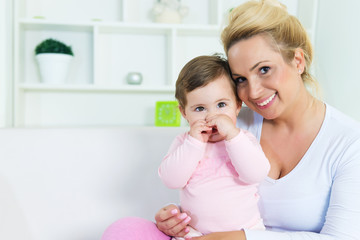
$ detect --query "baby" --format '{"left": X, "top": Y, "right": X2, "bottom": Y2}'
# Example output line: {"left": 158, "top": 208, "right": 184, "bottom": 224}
{"left": 158, "top": 55, "right": 270, "bottom": 239}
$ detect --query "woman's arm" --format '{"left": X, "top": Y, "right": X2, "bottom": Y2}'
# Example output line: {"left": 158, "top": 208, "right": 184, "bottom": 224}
{"left": 155, "top": 204, "right": 192, "bottom": 238}
{"left": 191, "top": 231, "right": 246, "bottom": 240}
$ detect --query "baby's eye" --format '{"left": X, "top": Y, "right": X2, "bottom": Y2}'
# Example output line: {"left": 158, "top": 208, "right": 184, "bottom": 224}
{"left": 195, "top": 106, "right": 205, "bottom": 112}
{"left": 260, "top": 66, "right": 270, "bottom": 74}
{"left": 233, "top": 76, "right": 247, "bottom": 85}
{"left": 217, "top": 102, "right": 226, "bottom": 108}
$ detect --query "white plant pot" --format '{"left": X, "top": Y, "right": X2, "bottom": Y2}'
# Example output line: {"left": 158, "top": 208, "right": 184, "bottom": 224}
{"left": 36, "top": 53, "right": 73, "bottom": 84}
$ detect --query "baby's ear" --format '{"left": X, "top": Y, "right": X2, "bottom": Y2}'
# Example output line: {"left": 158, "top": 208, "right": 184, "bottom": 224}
{"left": 178, "top": 105, "right": 187, "bottom": 119}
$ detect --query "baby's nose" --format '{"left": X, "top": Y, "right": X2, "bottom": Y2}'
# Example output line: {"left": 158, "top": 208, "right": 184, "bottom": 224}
{"left": 205, "top": 112, "right": 217, "bottom": 122}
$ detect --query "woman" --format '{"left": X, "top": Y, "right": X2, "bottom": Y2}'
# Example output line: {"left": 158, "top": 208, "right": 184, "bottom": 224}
{"left": 155, "top": 0, "right": 360, "bottom": 239}
{"left": 102, "top": 0, "right": 360, "bottom": 239}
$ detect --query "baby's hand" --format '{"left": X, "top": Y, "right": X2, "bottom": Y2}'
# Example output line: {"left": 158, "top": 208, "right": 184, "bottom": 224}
{"left": 206, "top": 114, "right": 239, "bottom": 141}
{"left": 189, "top": 119, "right": 213, "bottom": 142}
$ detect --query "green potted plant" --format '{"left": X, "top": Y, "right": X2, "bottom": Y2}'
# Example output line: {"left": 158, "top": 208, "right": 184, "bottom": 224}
{"left": 35, "top": 38, "right": 74, "bottom": 84}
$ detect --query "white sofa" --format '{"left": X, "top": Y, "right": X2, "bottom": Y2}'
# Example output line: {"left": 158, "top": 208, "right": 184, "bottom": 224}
{"left": 0, "top": 127, "right": 186, "bottom": 240}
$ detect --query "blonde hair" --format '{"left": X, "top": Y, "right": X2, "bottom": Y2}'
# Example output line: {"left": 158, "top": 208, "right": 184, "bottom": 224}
{"left": 221, "top": 0, "right": 319, "bottom": 95}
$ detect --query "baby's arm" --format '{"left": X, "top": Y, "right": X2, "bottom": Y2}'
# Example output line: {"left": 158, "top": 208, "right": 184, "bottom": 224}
{"left": 205, "top": 114, "right": 269, "bottom": 183}
{"left": 158, "top": 133, "right": 206, "bottom": 189}
{"left": 226, "top": 130, "right": 270, "bottom": 184}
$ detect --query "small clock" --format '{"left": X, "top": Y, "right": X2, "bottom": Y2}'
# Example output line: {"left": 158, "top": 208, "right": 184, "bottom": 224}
{"left": 155, "top": 101, "right": 181, "bottom": 127}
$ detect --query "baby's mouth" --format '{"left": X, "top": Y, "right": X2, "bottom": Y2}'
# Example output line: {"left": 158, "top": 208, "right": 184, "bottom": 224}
{"left": 201, "top": 127, "right": 218, "bottom": 134}
{"left": 211, "top": 127, "right": 218, "bottom": 134}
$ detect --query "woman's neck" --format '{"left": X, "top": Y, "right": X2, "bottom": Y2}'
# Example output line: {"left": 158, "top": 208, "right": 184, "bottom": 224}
{"left": 269, "top": 91, "right": 325, "bottom": 132}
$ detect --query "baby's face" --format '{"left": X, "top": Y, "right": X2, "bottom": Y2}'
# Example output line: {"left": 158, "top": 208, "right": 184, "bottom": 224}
{"left": 181, "top": 75, "right": 240, "bottom": 132}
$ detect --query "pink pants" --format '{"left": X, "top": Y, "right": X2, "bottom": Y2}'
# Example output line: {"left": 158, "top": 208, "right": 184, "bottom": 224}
{"left": 101, "top": 217, "right": 171, "bottom": 240}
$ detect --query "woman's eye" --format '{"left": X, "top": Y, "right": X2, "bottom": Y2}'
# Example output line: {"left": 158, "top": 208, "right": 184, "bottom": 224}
{"left": 195, "top": 106, "right": 205, "bottom": 112}
{"left": 260, "top": 66, "right": 270, "bottom": 74}
{"left": 217, "top": 102, "right": 226, "bottom": 108}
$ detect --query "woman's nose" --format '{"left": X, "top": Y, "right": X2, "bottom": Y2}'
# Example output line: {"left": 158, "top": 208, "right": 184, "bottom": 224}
{"left": 248, "top": 78, "right": 262, "bottom": 99}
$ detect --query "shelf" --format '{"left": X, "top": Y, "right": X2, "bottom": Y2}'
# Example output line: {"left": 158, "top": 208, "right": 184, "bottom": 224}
{"left": 16, "top": 0, "right": 123, "bottom": 22}
{"left": 13, "top": 0, "right": 317, "bottom": 127}
{"left": 18, "top": 18, "right": 220, "bottom": 32}
{"left": 18, "top": 83, "right": 175, "bottom": 93}
{"left": 18, "top": 18, "right": 95, "bottom": 29}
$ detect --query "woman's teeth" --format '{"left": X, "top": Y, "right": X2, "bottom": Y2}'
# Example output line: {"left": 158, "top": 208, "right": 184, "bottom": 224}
{"left": 257, "top": 93, "right": 276, "bottom": 107}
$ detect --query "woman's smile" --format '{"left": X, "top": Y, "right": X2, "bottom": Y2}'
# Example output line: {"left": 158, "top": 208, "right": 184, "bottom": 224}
{"left": 256, "top": 93, "right": 277, "bottom": 109}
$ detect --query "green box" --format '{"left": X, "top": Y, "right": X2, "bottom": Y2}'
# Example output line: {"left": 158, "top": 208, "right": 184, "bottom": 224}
{"left": 155, "top": 101, "right": 181, "bottom": 127}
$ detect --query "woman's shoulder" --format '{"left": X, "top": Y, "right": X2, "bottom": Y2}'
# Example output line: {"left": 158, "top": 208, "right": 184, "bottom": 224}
{"left": 323, "top": 104, "right": 360, "bottom": 153}
{"left": 326, "top": 104, "right": 360, "bottom": 137}
{"left": 237, "top": 106, "right": 262, "bottom": 138}
{"left": 323, "top": 104, "right": 360, "bottom": 178}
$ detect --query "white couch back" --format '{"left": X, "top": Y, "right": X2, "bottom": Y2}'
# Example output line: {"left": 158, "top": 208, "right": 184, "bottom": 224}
{"left": 0, "top": 127, "right": 186, "bottom": 240}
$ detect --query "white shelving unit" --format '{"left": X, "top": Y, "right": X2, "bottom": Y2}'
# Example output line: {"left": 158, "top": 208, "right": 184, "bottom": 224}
{"left": 13, "top": 0, "right": 317, "bottom": 127}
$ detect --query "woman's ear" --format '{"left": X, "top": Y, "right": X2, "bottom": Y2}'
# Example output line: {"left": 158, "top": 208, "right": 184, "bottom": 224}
{"left": 294, "top": 48, "right": 305, "bottom": 73}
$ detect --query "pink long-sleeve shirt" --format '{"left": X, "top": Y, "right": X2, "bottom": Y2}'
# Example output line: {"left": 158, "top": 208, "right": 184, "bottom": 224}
{"left": 159, "top": 130, "right": 270, "bottom": 234}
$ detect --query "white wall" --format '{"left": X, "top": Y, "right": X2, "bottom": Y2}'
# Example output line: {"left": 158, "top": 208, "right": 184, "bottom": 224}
{"left": 314, "top": 0, "right": 360, "bottom": 121}
{"left": 0, "top": 0, "right": 13, "bottom": 127}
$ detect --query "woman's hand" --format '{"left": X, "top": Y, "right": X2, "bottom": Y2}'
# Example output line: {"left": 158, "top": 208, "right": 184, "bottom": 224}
{"left": 155, "top": 204, "right": 192, "bottom": 238}
{"left": 191, "top": 231, "right": 246, "bottom": 240}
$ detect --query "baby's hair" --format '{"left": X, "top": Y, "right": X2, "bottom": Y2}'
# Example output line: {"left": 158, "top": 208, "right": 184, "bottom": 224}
{"left": 175, "top": 54, "right": 239, "bottom": 109}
